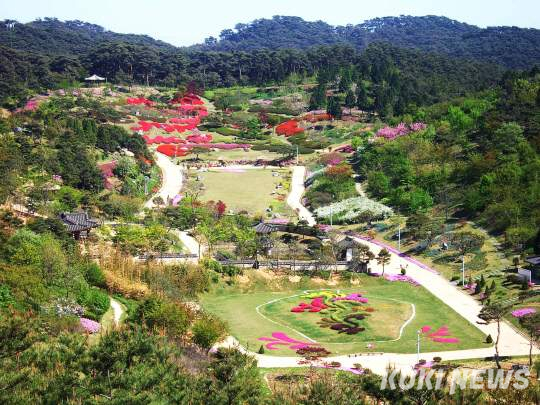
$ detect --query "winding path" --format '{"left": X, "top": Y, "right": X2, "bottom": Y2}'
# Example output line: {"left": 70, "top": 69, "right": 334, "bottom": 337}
{"left": 287, "top": 166, "right": 316, "bottom": 226}
{"left": 110, "top": 297, "right": 125, "bottom": 326}
{"left": 144, "top": 152, "right": 184, "bottom": 209}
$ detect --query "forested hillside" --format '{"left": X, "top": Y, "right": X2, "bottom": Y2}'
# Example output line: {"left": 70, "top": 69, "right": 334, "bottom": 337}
{"left": 199, "top": 15, "right": 540, "bottom": 69}
{"left": 0, "top": 18, "right": 175, "bottom": 56}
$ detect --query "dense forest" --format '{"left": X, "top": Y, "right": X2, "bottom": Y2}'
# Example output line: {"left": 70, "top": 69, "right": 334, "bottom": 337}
{"left": 0, "top": 22, "right": 504, "bottom": 114}
{"left": 199, "top": 15, "right": 540, "bottom": 70}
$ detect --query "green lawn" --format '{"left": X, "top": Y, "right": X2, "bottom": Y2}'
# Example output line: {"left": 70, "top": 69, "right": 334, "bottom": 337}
{"left": 200, "top": 274, "right": 489, "bottom": 356}
{"left": 196, "top": 168, "right": 291, "bottom": 215}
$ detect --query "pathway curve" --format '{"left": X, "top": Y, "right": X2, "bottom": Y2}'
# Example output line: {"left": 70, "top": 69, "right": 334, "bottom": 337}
{"left": 110, "top": 297, "right": 125, "bottom": 326}
{"left": 174, "top": 230, "right": 205, "bottom": 261}
{"left": 144, "top": 151, "right": 184, "bottom": 209}
{"left": 287, "top": 166, "right": 316, "bottom": 226}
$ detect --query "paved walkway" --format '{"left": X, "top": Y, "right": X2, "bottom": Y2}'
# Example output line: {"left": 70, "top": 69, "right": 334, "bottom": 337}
{"left": 287, "top": 166, "right": 316, "bottom": 226}
{"left": 144, "top": 152, "right": 183, "bottom": 209}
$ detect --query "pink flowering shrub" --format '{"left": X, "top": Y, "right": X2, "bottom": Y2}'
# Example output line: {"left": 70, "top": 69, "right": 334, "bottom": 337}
{"left": 376, "top": 122, "right": 427, "bottom": 140}
{"left": 80, "top": 317, "right": 101, "bottom": 334}
{"left": 511, "top": 308, "right": 536, "bottom": 318}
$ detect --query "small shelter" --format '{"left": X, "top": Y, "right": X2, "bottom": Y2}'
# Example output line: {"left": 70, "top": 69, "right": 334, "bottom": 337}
{"left": 84, "top": 74, "right": 106, "bottom": 86}
{"left": 60, "top": 212, "right": 99, "bottom": 239}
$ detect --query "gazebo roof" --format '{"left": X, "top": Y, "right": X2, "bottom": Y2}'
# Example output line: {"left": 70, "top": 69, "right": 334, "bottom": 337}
{"left": 254, "top": 222, "right": 279, "bottom": 234}
{"left": 85, "top": 74, "right": 105, "bottom": 81}
{"left": 60, "top": 212, "right": 99, "bottom": 232}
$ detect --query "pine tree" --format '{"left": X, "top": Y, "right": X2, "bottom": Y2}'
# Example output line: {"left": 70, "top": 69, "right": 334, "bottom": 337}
{"left": 356, "top": 82, "right": 369, "bottom": 111}
{"left": 326, "top": 96, "right": 342, "bottom": 119}
{"left": 344, "top": 90, "right": 356, "bottom": 109}
{"left": 309, "top": 83, "right": 327, "bottom": 110}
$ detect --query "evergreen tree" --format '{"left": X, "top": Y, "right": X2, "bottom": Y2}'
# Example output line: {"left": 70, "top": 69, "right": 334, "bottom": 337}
{"left": 356, "top": 82, "right": 369, "bottom": 111}
{"left": 309, "top": 83, "right": 327, "bottom": 110}
{"left": 344, "top": 90, "right": 356, "bottom": 109}
{"left": 326, "top": 96, "right": 342, "bottom": 119}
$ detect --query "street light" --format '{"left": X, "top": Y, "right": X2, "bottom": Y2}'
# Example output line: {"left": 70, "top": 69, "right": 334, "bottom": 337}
{"left": 417, "top": 329, "right": 421, "bottom": 364}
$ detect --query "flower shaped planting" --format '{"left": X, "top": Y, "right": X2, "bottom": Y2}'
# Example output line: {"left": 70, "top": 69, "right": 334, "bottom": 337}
{"left": 258, "top": 332, "right": 318, "bottom": 350}
{"left": 291, "top": 292, "right": 373, "bottom": 335}
{"left": 291, "top": 297, "right": 328, "bottom": 313}
{"left": 421, "top": 325, "right": 459, "bottom": 343}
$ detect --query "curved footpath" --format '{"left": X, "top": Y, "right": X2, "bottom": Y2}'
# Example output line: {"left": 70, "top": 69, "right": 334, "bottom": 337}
{"left": 287, "top": 166, "right": 316, "bottom": 226}
{"left": 144, "top": 151, "right": 184, "bottom": 210}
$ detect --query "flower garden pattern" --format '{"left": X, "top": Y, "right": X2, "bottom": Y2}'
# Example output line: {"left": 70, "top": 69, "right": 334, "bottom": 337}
{"left": 291, "top": 291, "right": 374, "bottom": 335}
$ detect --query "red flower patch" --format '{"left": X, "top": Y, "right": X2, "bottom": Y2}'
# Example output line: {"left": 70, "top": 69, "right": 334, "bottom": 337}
{"left": 276, "top": 120, "right": 304, "bottom": 137}
{"left": 291, "top": 297, "right": 328, "bottom": 313}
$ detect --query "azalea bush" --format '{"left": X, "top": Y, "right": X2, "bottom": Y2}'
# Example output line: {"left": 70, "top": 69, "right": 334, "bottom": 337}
{"left": 376, "top": 122, "right": 427, "bottom": 140}
{"left": 276, "top": 120, "right": 304, "bottom": 136}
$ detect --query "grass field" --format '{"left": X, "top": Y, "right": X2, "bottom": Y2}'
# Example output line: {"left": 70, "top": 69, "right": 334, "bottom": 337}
{"left": 196, "top": 168, "right": 291, "bottom": 215}
{"left": 200, "top": 274, "right": 489, "bottom": 356}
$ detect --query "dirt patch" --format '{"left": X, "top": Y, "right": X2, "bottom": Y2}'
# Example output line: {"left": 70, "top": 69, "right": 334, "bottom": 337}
{"left": 350, "top": 278, "right": 360, "bottom": 285}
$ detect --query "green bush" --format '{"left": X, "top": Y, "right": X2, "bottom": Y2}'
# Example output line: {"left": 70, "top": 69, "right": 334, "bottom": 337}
{"left": 192, "top": 315, "right": 227, "bottom": 349}
{"left": 77, "top": 288, "right": 110, "bottom": 320}
{"left": 486, "top": 334, "right": 493, "bottom": 344}
{"left": 81, "top": 262, "right": 106, "bottom": 288}
{"left": 137, "top": 297, "right": 190, "bottom": 338}
{"left": 0, "top": 284, "right": 15, "bottom": 308}
{"left": 215, "top": 127, "right": 241, "bottom": 136}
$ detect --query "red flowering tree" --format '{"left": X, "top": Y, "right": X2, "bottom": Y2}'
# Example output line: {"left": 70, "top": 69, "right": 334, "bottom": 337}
{"left": 215, "top": 200, "right": 226, "bottom": 218}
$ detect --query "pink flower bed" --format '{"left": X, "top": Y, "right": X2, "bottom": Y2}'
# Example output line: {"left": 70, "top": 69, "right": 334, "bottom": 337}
{"left": 384, "top": 274, "right": 421, "bottom": 287}
{"left": 132, "top": 120, "right": 198, "bottom": 133}
{"left": 421, "top": 325, "right": 459, "bottom": 343}
{"left": 511, "top": 308, "right": 536, "bottom": 318}
{"left": 80, "top": 317, "right": 101, "bottom": 334}
{"left": 292, "top": 297, "right": 328, "bottom": 313}
{"left": 143, "top": 135, "right": 186, "bottom": 145}
{"left": 332, "top": 293, "right": 369, "bottom": 303}
{"left": 334, "top": 144, "right": 355, "bottom": 153}
{"left": 186, "top": 134, "right": 213, "bottom": 143}
{"left": 258, "top": 332, "right": 318, "bottom": 350}
{"left": 376, "top": 122, "right": 427, "bottom": 140}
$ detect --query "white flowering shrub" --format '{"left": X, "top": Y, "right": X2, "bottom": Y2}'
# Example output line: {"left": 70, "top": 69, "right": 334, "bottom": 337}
{"left": 315, "top": 196, "right": 393, "bottom": 224}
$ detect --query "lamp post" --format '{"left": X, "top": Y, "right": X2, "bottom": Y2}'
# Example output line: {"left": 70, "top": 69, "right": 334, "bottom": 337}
{"left": 461, "top": 254, "right": 465, "bottom": 287}
{"left": 398, "top": 223, "right": 401, "bottom": 252}
{"left": 417, "top": 329, "right": 421, "bottom": 364}
{"left": 143, "top": 175, "right": 150, "bottom": 195}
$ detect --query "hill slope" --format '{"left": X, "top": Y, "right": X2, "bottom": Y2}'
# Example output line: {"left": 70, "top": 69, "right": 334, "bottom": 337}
{"left": 0, "top": 18, "right": 176, "bottom": 56}
{"left": 199, "top": 15, "right": 540, "bottom": 69}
